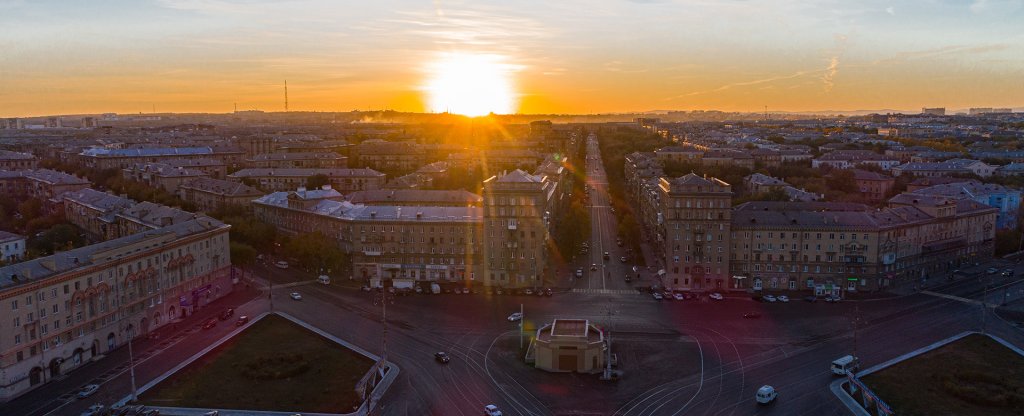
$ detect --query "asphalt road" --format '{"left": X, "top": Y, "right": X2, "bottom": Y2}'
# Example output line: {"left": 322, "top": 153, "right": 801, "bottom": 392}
{"left": 579, "top": 134, "right": 637, "bottom": 294}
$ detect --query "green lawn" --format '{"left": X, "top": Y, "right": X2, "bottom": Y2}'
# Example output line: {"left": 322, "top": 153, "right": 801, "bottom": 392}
{"left": 862, "top": 334, "right": 1024, "bottom": 416}
{"left": 140, "top": 314, "right": 374, "bottom": 413}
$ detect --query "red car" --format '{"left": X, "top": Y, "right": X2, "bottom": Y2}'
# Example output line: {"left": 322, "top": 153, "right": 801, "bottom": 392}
{"left": 202, "top": 318, "right": 218, "bottom": 329}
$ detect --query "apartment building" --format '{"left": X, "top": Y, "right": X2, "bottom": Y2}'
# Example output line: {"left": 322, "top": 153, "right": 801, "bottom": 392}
{"left": 0, "top": 217, "right": 231, "bottom": 401}
{"left": 0, "top": 150, "right": 38, "bottom": 171}
{"left": 850, "top": 169, "right": 895, "bottom": 203}
{"left": 658, "top": 174, "right": 733, "bottom": 292}
{"left": 77, "top": 147, "right": 244, "bottom": 170}
{"left": 244, "top": 152, "right": 347, "bottom": 169}
{"left": 178, "top": 178, "right": 264, "bottom": 213}
{"left": 892, "top": 159, "right": 997, "bottom": 178}
{"left": 227, "top": 168, "right": 386, "bottom": 193}
{"left": 122, "top": 163, "right": 210, "bottom": 194}
{"left": 812, "top": 150, "right": 901, "bottom": 170}
{"left": 353, "top": 140, "right": 425, "bottom": 172}
{"left": 0, "top": 231, "right": 26, "bottom": 263}
{"left": 346, "top": 189, "right": 482, "bottom": 207}
{"left": 482, "top": 170, "right": 555, "bottom": 289}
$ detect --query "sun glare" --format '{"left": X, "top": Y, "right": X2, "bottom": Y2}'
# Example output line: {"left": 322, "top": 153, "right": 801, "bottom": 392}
{"left": 424, "top": 52, "right": 518, "bottom": 117}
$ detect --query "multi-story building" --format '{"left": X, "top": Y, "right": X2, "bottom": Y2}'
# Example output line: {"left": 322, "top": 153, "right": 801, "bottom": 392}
{"left": 0, "top": 217, "right": 231, "bottom": 401}
{"left": 745, "top": 173, "right": 788, "bottom": 194}
{"left": 849, "top": 169, "right": 895, "bottom": 203}
{"left": 482, "top": 170, "right": 556, "bottom": 289}
{"left": 244, "top": 152, "right": 347, "bottom": 169}
{"left": 658, "top": 174, "right": 733, "bottom": 292}
{"left": 252, "top": 188, "right": 483, "bottom": 286}
{"left": 346, "top": 189, "right": 482, "bottom": 207}
{"left": 227, "top": 168, "right": 386, "bottom": 193}
{"left": 812, "top": 150, "right": 901, "bottom": 170}
{"left": 907, "top": 182, "right": 1021, "bottom": 229}
{"left": 77, "top": 147, "right": 245, "bottom": 170}
{"left": 122, "top": 163, "right": 210, "bottom": 194}
{"left": 891, "top": 159, "right": 997, "bottom": 178}
{"left": 179, "top": 178, "right": 264, "bottom": 213}
{"left": 353, "top": 140, "right": 425, "bottom": 172}
{"left": 165, "top": 158, "right": 227, "bottom": 179}
{"left": 62, "top": 189, "right": 137, "bottom": 240}
{"left": 0, "top": 150, "right": 38, "bottom": 171}
{"left": 0, "top": 231, "right": 26, "bottom": 263}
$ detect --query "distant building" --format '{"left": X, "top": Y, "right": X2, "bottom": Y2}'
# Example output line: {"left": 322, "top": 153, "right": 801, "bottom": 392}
{"left": 907, "top": 182, "right": 1021, "bottom": 229}
{"left": 228, "top": 168, "right": 386, "bottom": 193}
{"left": 812, "top": 150, "right": 901, "bottom": 170}
{"left": 0, "top": 150, "right": 38, "bottom": 171}
{"left": 179, "top": 178, "right": 264, "bottom": 213}
{"left": 346, "top": 189, "right": 482, "bottom": 207}
{"left": 921, "top": 107, "right": 946, "bottom": 116}
{"left": 849, "top": 169, "right": 895, "bottom": 203}
{"left": 0, "top": 231, "right": 25, "bottom": 263}
{"left": 244, "top": 152, "right": 347, "bottom": 169}
{"left": 77, "top": 147, "right": 244, "bottom": 170}
{"left": 122, "top": 162, "right": 210, "bottom": 194}
{"left": 892, "top": 159, "right": 997, "bottom": 178}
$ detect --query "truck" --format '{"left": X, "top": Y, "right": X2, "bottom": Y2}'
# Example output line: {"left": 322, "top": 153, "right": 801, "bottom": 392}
{"left": 430, "top": 282, "right": 441, "bottom": 294}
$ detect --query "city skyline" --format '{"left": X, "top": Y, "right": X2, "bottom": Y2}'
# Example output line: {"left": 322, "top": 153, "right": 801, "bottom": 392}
{"left": 2, "top": 0, "right": 1023, "bottom": 117}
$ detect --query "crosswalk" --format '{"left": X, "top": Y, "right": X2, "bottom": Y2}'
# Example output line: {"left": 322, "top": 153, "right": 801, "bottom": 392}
{"left": 571, "top": 288, "right": 642, "bottom": 295}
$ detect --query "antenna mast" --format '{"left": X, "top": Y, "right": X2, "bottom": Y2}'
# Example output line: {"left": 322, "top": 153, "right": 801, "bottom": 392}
{"left": 284, "top": 80, "right": 289, "bottom": 112}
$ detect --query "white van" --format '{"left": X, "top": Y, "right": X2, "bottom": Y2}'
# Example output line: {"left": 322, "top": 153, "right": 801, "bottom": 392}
{"left": 755, "top": 385, "right": 778, "bottom": 404}
{"left": 317, "top": 275, "right": 330, "bottom": 285}
{"left": 831, "top": 355, "right": 860, "bottom": 376}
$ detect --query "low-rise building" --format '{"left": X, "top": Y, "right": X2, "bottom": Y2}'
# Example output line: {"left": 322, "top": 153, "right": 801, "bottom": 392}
{"left": 849, "top": 169, "right": 895, "bottom": 203}
{"left": 0, "top": 150, "right": 38, "bottom": 171}
{"left": 0, "top": 217, "right": 231, "bottom": 401}
{"left": 531, "top": 319, "right": 605, "bottom": 373}
{"left": 228, "top": 168, "right": 386, "bottom": 193}
{"left": 122, "top": 163, "right": 210, "bottom": 194}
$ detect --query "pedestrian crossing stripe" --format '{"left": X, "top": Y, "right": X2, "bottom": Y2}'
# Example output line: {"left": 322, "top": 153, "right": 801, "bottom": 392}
{"left": 571, "top": 288, "right": 642, "bottom": 295}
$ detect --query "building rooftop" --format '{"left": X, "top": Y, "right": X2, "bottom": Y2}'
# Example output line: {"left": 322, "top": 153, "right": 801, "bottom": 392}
{"left": 248, "top": 152, "right": 345, "bottom": 161}
{"left": 0, "top": 217, "right": 226, "bottom": 290}
{"left": 24, "top": 169, "right": 89, "bottom": 185}
{"left": 229, "top": 168, "right": 385, "bottom": 178}
{"left": 346, "top": 189, "right": 482, "bottom": 205}
{"left": 181, "top": 177, "right": 264, "bottom": 197}
{"left": 80, "top": 146, "right": 214, "bottom": 157}
{"left": 62, "top": 188, "right": 136, "bottom": 211}
{"left": 0, "top": 150, "right": 36, "bottom": 160}
{"left": 0, "top": 230, "right": 25, "bottom": 244}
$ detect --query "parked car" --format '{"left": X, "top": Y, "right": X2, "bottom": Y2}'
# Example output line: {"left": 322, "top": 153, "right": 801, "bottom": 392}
{"left": 484, "top": 404, "right": 503, "bottom": 416}
{"left": 763, "top": 295, "right": 777, "bottom": 303}
{"left": 1001, "top": 269, "right": 1014, "bottom": 277}
{"left": 709, "top": 292, "right": 724, "bottom": 301}
{"left": 507, "top": 312, "right": 523, "bottom": 322}
{"left": 77, "top": 384, "right": 100, "bottom": 399}
{"left": 544, "top": 288, "right": 553, "bottom": 297}
{"left": 435, "top": 352, "right": 451, "bottom": 363}
{"left": 361, "top": 286, "right": 372, "bottom": 292}
{"left": 202, "top": 318, "right": 218, "bottom": 329}
{"left": 777, "top": 295, "right": 790, "bottom": 303}
{"left": 824, "top": 295, "right": 840, "bottom": 303}
{"left": 673, "top": 293, "right": 685, "bottom": 301}
{"left": 986, "top": 267, "right": 999, "bottom": 274}
{"left": 235, "top": 316, "right": 249, "bottom": 326}
{"left": 290, "top": 292, "right": 302, "bottom": 301}
{"left": 218, "top": 308, "right": 234, "bottom": 320}
{"left": 274, "top": 261, "right": 289, "bottom": 269}
{"left": 524, "top": 288, "right": 534, "bottom": 295}
{"left": 755, "top": 385, "right": 778, "bottom": 404}
{"left": 81, "top": 404, "right": 105, "bottom": 416}
{"left": 652, "top": 292, "right": 664, "bottom": 300}
{"left": 743, "top": 312, "right": 762, "bottom": 319}
{"left": 804, "top": 295, "right": 818, "bottom": 302}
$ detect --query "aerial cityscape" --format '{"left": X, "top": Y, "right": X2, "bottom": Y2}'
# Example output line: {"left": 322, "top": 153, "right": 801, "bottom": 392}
{"left": 1, "top": 1, "right": 1024, "bottom": 416}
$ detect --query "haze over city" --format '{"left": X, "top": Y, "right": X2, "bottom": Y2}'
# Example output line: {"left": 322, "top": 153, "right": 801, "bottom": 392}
{"left": 2, "top": 0, "right": 1023, "bottom": 117}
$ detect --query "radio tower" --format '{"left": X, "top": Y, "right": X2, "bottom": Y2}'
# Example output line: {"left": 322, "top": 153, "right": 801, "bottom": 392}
{"left": 284, "top": 80, "right": 289, "bottom": 112}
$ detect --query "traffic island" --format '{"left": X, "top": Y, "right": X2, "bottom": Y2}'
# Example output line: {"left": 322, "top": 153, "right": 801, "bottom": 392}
{"left": 135, "top": 313, "right": 394, "bottom": 415}
{"left": 834, "top": 332, "right": 1024, "bottom": 416}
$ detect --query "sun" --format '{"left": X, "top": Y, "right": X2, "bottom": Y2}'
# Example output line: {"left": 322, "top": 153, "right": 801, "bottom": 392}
{"left": 424, "top": 52, "right": 518, "bottom": 117}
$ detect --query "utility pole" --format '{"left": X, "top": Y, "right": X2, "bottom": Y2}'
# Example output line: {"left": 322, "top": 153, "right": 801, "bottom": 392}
{"left": 519, "top": 303, "right": 524, "bottom": 350}
{"left": 128, "top": 329, "right": 137, "bottom": 402}
{"left": 850, "top": 304, "right": 863, "bottom": 359}
{"left": 284, "top": 80, "right": 289, "bottom": 112}
{"left": 981, "top": 276, "right": 990, "bottom": 335}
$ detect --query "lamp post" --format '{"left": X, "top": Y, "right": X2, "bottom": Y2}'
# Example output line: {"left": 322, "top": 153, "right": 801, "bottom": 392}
{"left": 128, "top": 330, "right": 137, "bottom": 402}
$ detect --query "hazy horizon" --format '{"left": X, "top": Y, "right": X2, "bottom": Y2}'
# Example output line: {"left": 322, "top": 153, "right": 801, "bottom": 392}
{"left": 2, "top": 0, "right": 1023, "bottom": 117}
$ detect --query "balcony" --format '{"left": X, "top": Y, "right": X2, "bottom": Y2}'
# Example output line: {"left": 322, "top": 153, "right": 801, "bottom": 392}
{"left": 508, "top": 223, "right": 518, "bottom": 230}
{"left": 362, "top": 250, "right": 382, "bottom": 256}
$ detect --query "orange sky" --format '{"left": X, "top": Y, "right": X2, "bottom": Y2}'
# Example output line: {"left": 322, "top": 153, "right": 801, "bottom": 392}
{"left": 1, "top": 1, "right": 1022, "bottom": 117}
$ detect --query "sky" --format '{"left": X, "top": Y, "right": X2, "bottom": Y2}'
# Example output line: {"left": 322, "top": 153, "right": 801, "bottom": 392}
{"left": 1, "top": 0, "right": 1023, "bottom": 117}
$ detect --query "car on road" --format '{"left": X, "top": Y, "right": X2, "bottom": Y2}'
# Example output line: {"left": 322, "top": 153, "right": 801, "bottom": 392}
{"left": 831, "top": 355, "right": 860, "bottom": 376}
{"left": 435, "top": 352, "right": 451, "bottom": 363}
{"left": 603, "top": 252, "right": 610, "bottom": 260}
{"left": 235, "top": 315, "right": 249, "bottom": 326}
{"left": 652, "top": 292, "right": 663, "bottom": 300}
{"left": 804, "top": 295, "right": 817, "bottom": 302}
{"left": 620, "top": 256, "right": 627, "bottom": 263}
{"left": 673, "top": 293, "right": 685, "bottom": 301}
{"left": 507, "top": 312, "right": 523, "bottom": 322}
{"left": 1002, "top": 268, "right": 1014, "bottom": 277}
{"left": 290, "top": 292, "right": 302, "bottom": 301}
{"left": 763, "top": 295, "right": 777, "bottom": 303}
{"left": 218, "top": 308, "right": 234, "bottom": 320}
{"left": 524, "top": 288, "right": 534, "bottom": 295}
{"left": 361, "top": 286, "right": 372, "bottom": 292}
{"left": 709, "top": 292, "right": 724, "bottom": 301}
{"left": 202, "top": 318, "right": 218, "bottom": 329}
{"left": 987, "top": 267, "right": 999, "bottom": 274}
{"left": 742, "top": 312, "right": 762, "bottom": 319}
{"left": 274, "top": 261, "right": 289, "bottom": 269}
{"left": 624, "top": 274, "right": 631, "bottom": 283}
{"left": 576, "top": 268, "right": 583, "bottom": 278}
{"left": 777, "top": 295, "right": 790, "bottom": 303}
{"left": 616, "top": 239, "right": 623, "bottom": 246}
{"left": 484, "top": 404, "right": 503, "bottom": 416}
{"left": 590, "top": 264, "right": 598, "bottom": 271}
{"left": 77, "top": 384, "right": 100, "bottom": 399}
{"left": 755, "top": 385, "right": 778, "bottom": 404}
{"left": 81, "top": 404, "right": 105, "bottom": 416}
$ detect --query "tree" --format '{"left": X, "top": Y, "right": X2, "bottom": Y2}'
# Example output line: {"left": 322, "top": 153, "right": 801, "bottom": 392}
{"left": 230, "top": 241, "right": 258, "bottom": 267}
{"left": 306, "top": 174, "right": 330, "bottom": 190}
{"left": 283, "top": 232, "right": 349, "bottom": 275}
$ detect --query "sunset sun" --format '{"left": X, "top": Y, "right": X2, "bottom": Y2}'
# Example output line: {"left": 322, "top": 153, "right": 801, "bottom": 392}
{"left": 424, "top": 52, "right": 518, "bottom": 117}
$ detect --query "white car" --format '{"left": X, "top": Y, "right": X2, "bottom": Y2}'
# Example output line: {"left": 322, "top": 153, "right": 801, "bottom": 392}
{"left": 289, "top": 292, "right": 302, "bottom": 301}
{"left": 81, "top": 404, "right": 105, "bottom": 416}
{"left": 507, "top": 312, "right": 523, "bottom": 322}
{"left": 709, "top": 292, "right": 724, "bottom": 301}
{"left": 763, "top": 295, "right": 777, "bottom": 303}
{"left": 484, "top": 404, "right": 503, "bottom": 416}
{"left": 777, "top": 295, "right": 790, "bottom": 303}
{"left": 275, "top": 261, "right": 289, "bottom": 269}
{"left": 672, "top": 293, "right": 685, "bottom": 301}
{"left": 77, "top": 384, "right": 99, "bottom": 399}
{"left": 756, "top": 385, "right": 778, "bottom": 404}
{"left": 652, "top": 292, "right": 663, "bottom": 300}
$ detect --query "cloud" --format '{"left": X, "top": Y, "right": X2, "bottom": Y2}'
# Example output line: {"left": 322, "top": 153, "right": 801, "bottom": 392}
{"left": 885, "top": 6, "right": 895, "bottom": 15}
{"left": 822, "top": 56, "right": 839, "bottom": 92}
{"left": 969, "top": 0, "right": 1023, "bottom": 14}
{"left": 664, "top": 70, "right": 813, "bottom": 100}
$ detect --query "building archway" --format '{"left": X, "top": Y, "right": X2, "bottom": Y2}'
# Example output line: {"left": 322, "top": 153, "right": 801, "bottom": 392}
{"left": 72, "top": 348, "right": 84, "bottom": 365}
{"left": 140, "top": 317, "right": 149, "bottom": 335}
{"left": 91, "top": 339, "right": 100, "bottom": 358}
{"left": 29, "top": 367, "right": 43, "bottom": 386}
{"left": 126, "top": 324, "right": 135, "bottom": 339}
{"left": 153, "top": 311, "right": 161, "bottom": 327}
{"left": 107, "top": 332, "right": 116, "bottom": 352}
{"left": 49, "top": 358, "right": 61, "bottom": 378}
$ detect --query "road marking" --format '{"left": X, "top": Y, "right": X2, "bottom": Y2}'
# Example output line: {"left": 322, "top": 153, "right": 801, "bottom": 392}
{"left": 921, "top": 290, "right": 998, "bottom": 307}
{"left": 572, "top": 288, "right": 642, "bottom": 295}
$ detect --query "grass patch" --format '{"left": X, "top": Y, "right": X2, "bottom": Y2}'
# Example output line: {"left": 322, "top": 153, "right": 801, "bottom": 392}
{"left": 140, "top": 314, "right": 374, "bottom": 413}
{"left": 861, "top": 334, "right": 1024, "bottom": 416}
